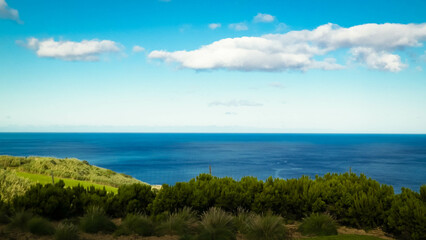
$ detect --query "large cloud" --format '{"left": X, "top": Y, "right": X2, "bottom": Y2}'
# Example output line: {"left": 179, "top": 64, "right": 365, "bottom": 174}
{"left": 149, "top": 23, "right": 426, "bottom": 72}
{"left": 24, "top": 38, "right": 121, "bottom": 61}
{"left": 0, "top": 0, "right": 21, "bottom": 23}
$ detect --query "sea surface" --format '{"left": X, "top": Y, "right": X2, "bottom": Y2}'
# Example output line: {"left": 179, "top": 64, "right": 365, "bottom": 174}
{"left": 0, "top": 133, "right": 425, "bottom": 192}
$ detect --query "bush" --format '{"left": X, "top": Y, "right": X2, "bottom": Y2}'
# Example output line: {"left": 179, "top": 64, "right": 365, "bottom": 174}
{"left": 79, "top": 206, "right": 116, "bottom": 233}
{"left": 198, "top": 207, "right": 236, "bottom": 240}
{"left": 115, "top": 213, "right": 154, "bottom": 236}
{"left": 245, "top": 212, "right": 289, "bottom": 240}
{"left": 27, "top": 216, "right": 55, "bottom": 235}
{"left": 0, "top": 211, "right": 10, "bottom": 225}
{"left": 158, "top": 207, "right": 198, "bottom": 236}
{"left": 233, "top": 208, "right": 255, "bottom": 234}
{"left": 55, "top": 223, "right": 79, "bottom": 240}
{"left": 385, "top": 187, "right": 426, "bottom": 240}
{"left": 8, "top": 210, "right": 33, "bottom": 231}
{"left": 298, "top": 213, "right": 338, "bottom": 236}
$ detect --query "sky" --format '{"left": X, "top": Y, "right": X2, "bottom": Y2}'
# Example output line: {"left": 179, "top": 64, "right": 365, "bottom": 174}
{"left": 1, "top": 0, "right": 426, "bottom": 133}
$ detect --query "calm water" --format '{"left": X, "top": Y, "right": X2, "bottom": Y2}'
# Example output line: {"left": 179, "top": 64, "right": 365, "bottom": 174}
{"left": 0, "top": 133, "right": 425, "bottom": 192}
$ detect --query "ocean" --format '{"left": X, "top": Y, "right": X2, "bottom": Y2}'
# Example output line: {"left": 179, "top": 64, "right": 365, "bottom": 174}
{"left": 0, "top": 133, "right": 425, "bottom": 192}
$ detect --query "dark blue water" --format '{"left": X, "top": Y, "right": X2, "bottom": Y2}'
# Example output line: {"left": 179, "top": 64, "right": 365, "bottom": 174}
{"left": 0, "top": 133, "right": 425, "bottom": 192}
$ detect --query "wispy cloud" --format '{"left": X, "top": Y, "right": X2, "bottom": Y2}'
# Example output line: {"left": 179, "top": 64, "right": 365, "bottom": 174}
{"left": 229, "top": 22, "right": 248, "bottom": 31}
{"left": 149, "top": 23, "right": 426, "bottom": 72}
{"left": 209, "top": 100, "right": 263, "bottom": 107}
{"left": 269, "top": 82, "right": 285, "bottom": 88}
{"left": 0, "top": 0, "right": 21, "bottom": 23}
{"left": 253, "top": 13, "right": 275, "bottom": 23}
{"left": 21, "top": 38, "right": 121, "bottom": 61}
{"left": 209, "top": 23, "right": 221, "bottom": 30}
{"left": 132, "top": 45, "right": 145, "bottom": 53}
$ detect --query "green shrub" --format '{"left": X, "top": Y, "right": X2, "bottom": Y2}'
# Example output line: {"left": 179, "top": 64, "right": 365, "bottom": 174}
{"left": 79, "top": 206, "right": 116, "bottom": 233}
{"left": 198, "top": 207, "right": 236, "bottom": 240}
{"left": 8, "top": 210, "right": 33, "bottom": 231}
{"left": 55, "top": 223, "right": 79, "bottom": 240}
{"left": 245, "top": 212, "right": 289, "bottom": 240}
{"left": 0, "top": 211, "right": 10, "bottom": 225}
{"left": 298, "top": 213, "right": 338, "bottom": 236}
{"left": 114, "top": 213, "right": 154, "bottom": 236}
{"left": 158, "top": 207, "right": 198, "bottom": 236}
{"left": 385, "top": 187, "right": 426, "bottom": 240}
{"left": 27, "top": 216, "right": 55, "bottom": 235}
{"left": 233, "top": 208, "right": 255, "bottom": 234}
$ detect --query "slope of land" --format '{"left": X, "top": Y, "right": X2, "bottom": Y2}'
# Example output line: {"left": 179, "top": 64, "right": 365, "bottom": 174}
{"left": 0, "top": 155, "right": 145, "bottom": 201}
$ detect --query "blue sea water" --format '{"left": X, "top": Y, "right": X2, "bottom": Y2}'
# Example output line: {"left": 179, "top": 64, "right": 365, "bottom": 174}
{"left": 0, "top": 133, "right": 425, "bottom": 193}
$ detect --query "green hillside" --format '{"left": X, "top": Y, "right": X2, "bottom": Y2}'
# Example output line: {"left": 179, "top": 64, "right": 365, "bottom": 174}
{"left": 0, "top": 155, "right": 145, "bottom": 201}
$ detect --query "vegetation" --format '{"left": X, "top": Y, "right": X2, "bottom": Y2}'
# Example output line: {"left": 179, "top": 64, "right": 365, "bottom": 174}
{"left": 308, "top": 235, "right": 388, "bottom": 240}
{"left": 27, "top": 216, "right": 55, "bottom": 235}
{"left": 15, "top": 171, "right": 118, "bottom": 193}
{"left": 79, "top": 206, "right": 116, "bottom": 233}
{"left": 245, "top": 212, "right": 289, "bottom": 240}
{"left": 8, "top": 210, "right": 33, "bottom": 231}
{"left": 114, "top": 213, "right": 155, "bottom": 236}
{"left": 0, "top": 155, "right": 425, "bottom": 240}
{"left": 298, "top": 213, "right": 338, "bottom": 236}
{"left": 55, "top": 223, "right": 79, "bottom": 240}
{"left": 198, "top": 207, "right": 236, "bottom": 240}
{"left": 0, "top": 169, "right": 32, "bottom": 201}
{"left": 0, "top": 155, "right": 144, "bottom": 188}
{"left": 158, "top": 207, "right": 198, "bottom": 236}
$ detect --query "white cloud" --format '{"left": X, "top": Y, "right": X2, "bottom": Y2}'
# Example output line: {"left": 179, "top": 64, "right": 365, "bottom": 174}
{"left": 0, "top": 0, "right": 21, "bottom": 23}
{"left": 269, "top": 82, "right": 285, "bottom": 88}
{"left": 351, "top": 47, "right": 406, "bottom": 72}
{"left": 229, "top": 22, "right": 248, "bottom": 31}
{"left": 209, "top": 23, "right": 221, "bottom": 30}
{"left": 132, "top": 45, "right": 145, "bottom": 53}
{"left": 149, "top": 23, "right": 426, "bottom": 72}
{"left": 209, "top": 100, "right": 263, "bottom": 107}
{"left": 275, "top": 23, "right": 288, "bottom": 32}
{"left": 253, "top": 13, "right": 275, "bottom": 23}
{"left": 416, "top": 66, "right": 423, "bottom": 71}
{"left": 23, "top": 38, "right": 121, "bottom": 61}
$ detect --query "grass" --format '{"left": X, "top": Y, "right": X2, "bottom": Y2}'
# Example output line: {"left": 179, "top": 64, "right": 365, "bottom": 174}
{"left": 298, "top": 213, "right": 338, "bottom": 236}
{"left": 15, "top": 171, "right": 118, "bottom": 193}
{"left": 308, "top": 235, "right": 387, "bottom": 240}
{"left": 0, "top": 155, "right": 145, "bottom": 188}
{"left": 27, "top": 216, "right": 55, "bottom": 236}
{"left": 115, "top": 214, "right": 155, "bottom": 236}
{"left": 79, "top": 206, "right": 116, "bottom": 234}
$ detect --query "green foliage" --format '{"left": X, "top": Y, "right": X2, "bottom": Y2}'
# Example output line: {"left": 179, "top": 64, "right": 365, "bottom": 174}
{"left": 27, "top": 216, "right": 55, "bottom": 235}
{"left": 0, "top": 169, "right": 32, "bottom": 202}
{"left": 198, "top": 207, "right": 236, "bottom": 240}
{"left": 55, "top": 223, "right": 80, "bottom": 240}
{"left": 114, "top": 213, "right": 155, "bottom": 236}
{"left": 15, "top": 171, "right": 118, "bottom": 193}
{"left": 298, "top": 213, "right": 338, "bottom": 236}
{"left": 307, "top": 235, "right": 388, "bottom": 240}
{"left": 79, "top": 206, "right": 116, "bottom": 233}
{"left": 110, "top": 183, "right": 155, "bottom": 216}
{"left": 245, "top": 212, "right": 289, "bottom": 240}
{"left": 8, "top": 210, "right": 33, "bottom": 231}
{"left": 0, "top": 155, "right": 144, "bottom": 188}
{"left": 233, "top": 208, "right": 255, "bottom": 234}
{"left": 158, "top": 207, "right": 198, "bottom": 236}
{"left": 385, "top": 187, "right": 426, "bottom": 240}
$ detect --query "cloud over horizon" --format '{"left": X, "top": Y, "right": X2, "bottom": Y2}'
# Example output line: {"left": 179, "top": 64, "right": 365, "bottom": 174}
{"left": 209, "top": 100, "right": 263, "bottom": 107}
{"left": 23, "top": 38, "right": 121, "bottom": 61}
{"left": 148, "top": 23, "right": 426, "bottom": 72}
{"left": 0, "top": 0, "right": 21, "bottom": 23}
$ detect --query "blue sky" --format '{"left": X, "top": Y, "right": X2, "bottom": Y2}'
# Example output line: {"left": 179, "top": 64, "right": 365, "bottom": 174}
{"left": 1, "top": 0, "right": 426, "bottom": 133}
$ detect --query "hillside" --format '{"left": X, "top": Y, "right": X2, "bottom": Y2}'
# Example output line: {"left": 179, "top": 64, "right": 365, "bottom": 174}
{"left": 0, "top": 155, "right": 146, "bottom": 201}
